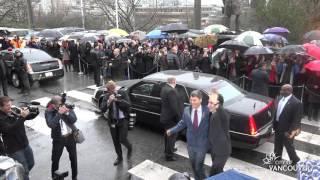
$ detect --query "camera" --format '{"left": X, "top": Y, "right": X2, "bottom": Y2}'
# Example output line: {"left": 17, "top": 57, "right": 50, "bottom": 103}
{"left": 61, "top": 93, "right": 75, "bottom": 109}
{"left": 11, "top": 101, "right": 40, "bottom": 120}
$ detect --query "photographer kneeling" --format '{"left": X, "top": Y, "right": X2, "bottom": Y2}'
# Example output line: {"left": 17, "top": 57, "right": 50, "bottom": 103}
{"left": 0, "top": 96, "right": 34, "bottom": 180}
{"left": 100, "top": 80, "right": 132, "bottom": 166}
{"left": 45, "top": 96, "right": 78, "bottom": 180}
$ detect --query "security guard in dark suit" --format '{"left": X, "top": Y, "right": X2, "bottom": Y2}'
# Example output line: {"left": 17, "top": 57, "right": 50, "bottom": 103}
{"left": 0, "top": 53, "right": 8, "bottom": 96}
{"left": 13, "top": 50, "right": 30, "bottom": 95}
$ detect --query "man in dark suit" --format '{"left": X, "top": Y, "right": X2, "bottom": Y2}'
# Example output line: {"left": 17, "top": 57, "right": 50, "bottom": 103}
{"left": 100, "top": 80, "right": 132, "bottom": 166}
{"left": 251, "top": 62, "right": 269, "bottom": 96}
{"left": 167, "top": 90, "right": 210, "bottom": 180}
{"left": 273, "top": 84, "right": 303, "bottom": 165}
{"left": 207, "top": 91, "right": 231, "bottom": 176}
{"left": 160, "top": 77, "right": 182, "bottom": 161}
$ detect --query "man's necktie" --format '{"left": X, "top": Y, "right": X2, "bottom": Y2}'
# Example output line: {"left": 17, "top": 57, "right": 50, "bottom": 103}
{"left": 193, "top": 109, "right": 198, "bottom": 129}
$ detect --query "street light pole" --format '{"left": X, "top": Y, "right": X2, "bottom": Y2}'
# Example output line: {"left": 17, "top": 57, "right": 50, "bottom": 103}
{"left": 80, "top": 0, "right": 86, "bottom": 29}
{"left": 115, "top": 0, "right": 119, "bottom": 28}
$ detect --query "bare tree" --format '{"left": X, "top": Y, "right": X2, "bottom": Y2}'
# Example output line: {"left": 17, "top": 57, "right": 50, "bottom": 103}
{"left": 0, "top": 0, "right": 28, "bottom": 26}
{"left": 90, "top": 0, "right": 160, "bottom": 31}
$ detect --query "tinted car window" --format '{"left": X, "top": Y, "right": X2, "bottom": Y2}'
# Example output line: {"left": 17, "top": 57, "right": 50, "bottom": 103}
{"left": 0, "top": 52, "right": 13, "bottom": 61}
{"left": 205, "top": 80, "right": 243, "bottom": 103}
{"left": 22, "top": 50, "right": 52, "bottom": 62}
{"left": 131, "top": 82, "right": 155, "bottom": 96}
{"left": 176, "top": 84, "right": 189, "bottom": 103}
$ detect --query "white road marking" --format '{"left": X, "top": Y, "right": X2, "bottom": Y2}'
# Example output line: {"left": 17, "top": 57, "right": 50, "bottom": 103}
{"left": 87, "top": 85, "right": 99, "bottom": 90}
{"left": 295, "top": 131, "right": 320, "bottom": 147}
{"left": 128, "top": 160, "right": 181, "bottom": 180}
{"left": 66, "top": 90, "right": 92, "bottom": 103}
{"left": 301, "top": 118, "right": 320, "bottom": 128}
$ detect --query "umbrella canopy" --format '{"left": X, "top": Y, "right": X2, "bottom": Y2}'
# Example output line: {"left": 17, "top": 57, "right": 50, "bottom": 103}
{"left": 244, "top": 46, "right": 274, "bottom": 56}
{"left": 261, "top": 34, "right": 288, "bottom": 44}
{"left": 303, "top": 43, "right": 320, "bottom": 59}
{"left": 235, "top": 31, "right": 263, "bottom": 46}
{"left": 178, "top": 31, "right": 201, "bottom": 38}
{"left": 130, "top": 30, "right": 146, "bottom": 40}
{"left": 204, "top": 24, "right": 229, "bottom": 34}
{"left": 189, "top": 29, "right": 205, "bottom": 34}
{"left": 263, "top": 27, "right": 290, "bottom": 36}
{"left": 146, "top": 30, "right": 168, "bottom": 39}
{"left": 278, "top": 45, "right": 305, "bottom": 55}
{"left": 304, "top": 60, "right": 320, "bottom": 72}
{"left": 161, "top": 23, "right": 188, "bottom": 34}
{"left": 194, "top": 34, "right": 218, "bottom": 48}
{"left": 108, "top": 28, "right": 129, "bottom": 37}
{"left": 116, "top": 38, "right": 133, "bottom": 44}
{"left": 218, "top": 39, "right": 250, "bottom": 52}
{"left": 304, "top": 30, "right": 320, "bottom": 42}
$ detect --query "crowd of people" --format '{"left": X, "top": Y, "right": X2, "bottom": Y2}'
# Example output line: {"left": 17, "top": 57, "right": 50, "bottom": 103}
{"left": 0, "top": 32, "right": 319, "bottom": 120}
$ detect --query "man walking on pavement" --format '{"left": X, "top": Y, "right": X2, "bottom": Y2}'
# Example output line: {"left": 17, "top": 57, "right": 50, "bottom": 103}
{"left": 273, "top": 84, "right": 303, "bottom": 165}
{"left": 160, "top": 77, "right": 182, "bottom": 161}
{"left": 167, "top": 90, "right": 210, "bottom": 180}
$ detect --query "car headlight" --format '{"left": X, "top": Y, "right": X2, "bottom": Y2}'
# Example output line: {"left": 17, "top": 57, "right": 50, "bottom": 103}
{"left": 26, "top": 63, "right": 33, "bottom": 73}
{"left": 93, "top": 89, "right": 98, "bottom": 99}
{"left": 57, "top": 59, "right": 63, "bottom": 69}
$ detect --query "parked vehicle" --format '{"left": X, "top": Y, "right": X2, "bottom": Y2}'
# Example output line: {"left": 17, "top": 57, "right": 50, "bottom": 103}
{"left": 0, "top": 48, "right": 64, "bottom": 87}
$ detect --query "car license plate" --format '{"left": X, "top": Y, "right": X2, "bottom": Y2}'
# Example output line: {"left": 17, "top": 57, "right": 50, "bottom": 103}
{"left": 45, "top": 72, "right": 53, "bottom": 77}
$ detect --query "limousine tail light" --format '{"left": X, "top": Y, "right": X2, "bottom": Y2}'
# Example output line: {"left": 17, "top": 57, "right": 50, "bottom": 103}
{"left": 26, "top": 64, "right": 33, "bottom": 73}
{"left": 249, "top": 115, "right": 257, "bottom": 135}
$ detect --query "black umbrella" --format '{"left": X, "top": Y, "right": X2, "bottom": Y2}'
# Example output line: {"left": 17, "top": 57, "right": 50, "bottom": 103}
{"left": 161, "top": 23, "right": 189, "bottom": 34}
{"left": 278, "top": 45, "right": 306, "bottom": 55}
{"left": 218, "top": 40, "right": 249, "bottom": 52}
{"left": 244, "top": 46, "right": 274, "bottom": 56}
{"left": 304, "top": 30, "right": 320, "bottom": 42}
{"left": 0, "top": 30, "right": 10, "bottom": 36}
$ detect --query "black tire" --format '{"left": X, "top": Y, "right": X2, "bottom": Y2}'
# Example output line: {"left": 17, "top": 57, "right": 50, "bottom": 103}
{"left": 11, "top": 72, "right": 20, "bottom": 88}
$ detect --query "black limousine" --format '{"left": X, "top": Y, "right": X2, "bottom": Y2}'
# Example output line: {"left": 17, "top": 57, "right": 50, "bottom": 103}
{"left": 92, "top": 70, "right": 275, "bottom": 149}
{"left": 0, "top": 48, "right": 64, "bottom": 87}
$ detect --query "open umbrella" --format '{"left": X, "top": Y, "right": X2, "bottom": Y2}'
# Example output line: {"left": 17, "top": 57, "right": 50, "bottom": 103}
{"left": 116, "top": 38, "right": 133, "bottom": 44}
{"left": 235, "top": 31, "right": 263, "bottom": 46}
{"left": 204, "top": 24, "right": 229, "bottom": 34}
{"left": 108, "top": 28, "right": 129, "bottom": 37}
{"left": 194, "top": 34, "right": 218, "bottom": 48}
{"left": 261, "top": 34, "right": 288, "bottom": 44}
{"left": 244, "top": 46, "right": 274, "bottom": 56}
{"left": 304, "top": 30, "right": 320, "bottom": 42}
{"left": 304, "top": 60, "right": 320, "bottom": 72}
{"left": 219, "top": 40, "right": 249, "bottom": 52}
{"left": 278, "top": 45, "right": 305, "bottom": 55}
{"left": 161, "top": 23, "right": 188, "bottom": 34}
{"left": 263, "top": 27, "right": 290, "bottom": 37}
{"left": 0, "top": 30, "right": 10, "bottom": 36}
{"left": 130, "top": 30, "right": 146, "bottom": 40}
{"left": 303, "top": 43, "right": 320, "bottom": 59}
{"left": 146, "top": 30, "right": 168, "bottom": 39}
{"left": 178, "top": 31, "right": 201, "bottom": 38}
